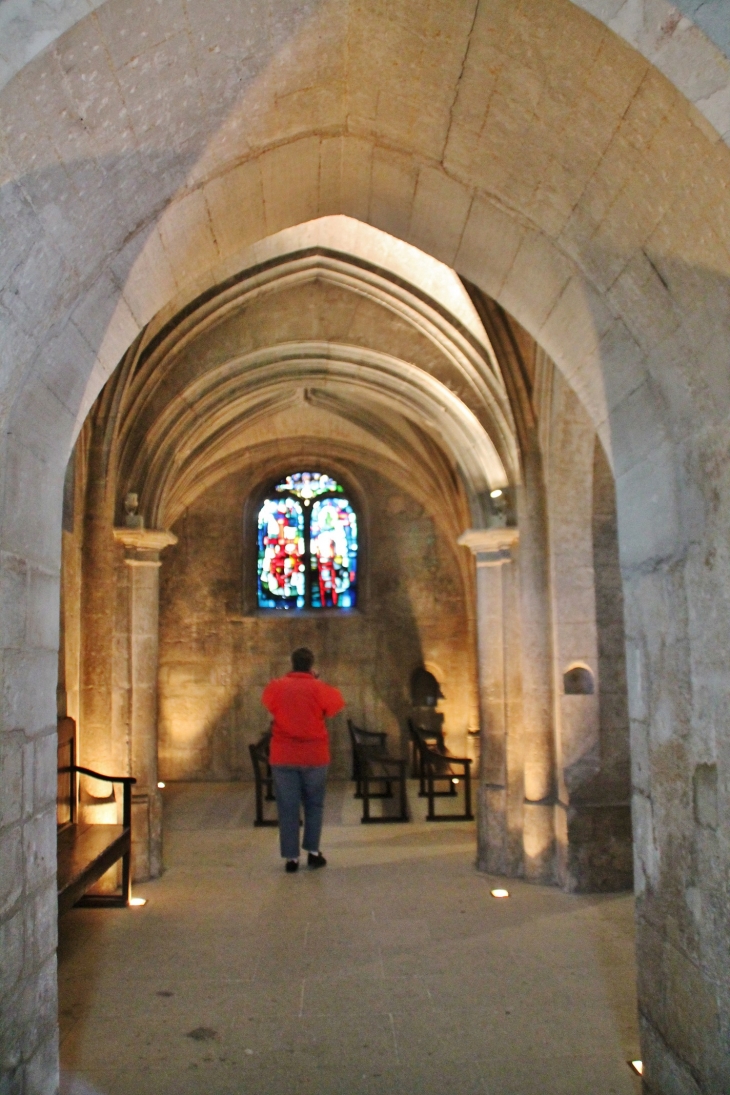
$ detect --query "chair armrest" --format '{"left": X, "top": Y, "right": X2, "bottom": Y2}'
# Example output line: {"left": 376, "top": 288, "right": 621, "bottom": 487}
{"left": 439, "top": 753, "right": 472, "bottom": 766}
{"left": 58, "top": 765, "right": 136, "bottom": 786}
{"left": 59, "top": 766, "right": 137, "bottom": 829}
{"left": 365, "top": 755, "right": 406, "bottom": 771}
{"left": 355, "top": 728, "right": 388, "bottom": 744}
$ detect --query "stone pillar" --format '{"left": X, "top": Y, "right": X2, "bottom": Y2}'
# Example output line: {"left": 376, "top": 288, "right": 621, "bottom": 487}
{"left": 113, "top": 528, "right": 177, "bottom": 880}
{"left": 459, "top": 527, "right": 520, "bottom": 876}
{"left": 80, "top": 429, "right": 118, "bottom": 820}
{"left": 516, "top": 463, "right": 556, "bottom": 884}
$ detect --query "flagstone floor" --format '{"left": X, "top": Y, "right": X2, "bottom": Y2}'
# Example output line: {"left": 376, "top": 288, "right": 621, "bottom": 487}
{"left": 58, "top": 781, "right": 641, "bottom": 1095}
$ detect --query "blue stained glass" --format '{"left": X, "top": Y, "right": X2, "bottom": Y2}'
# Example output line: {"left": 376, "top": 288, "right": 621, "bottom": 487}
{"left": 257, "top": 498, "right": 305, "bottom": 609}
{"left": 274, "top": 471, "right": 343, "bottom": 500}
{"left": 310, "top": 498, "right": 358, "bottom": 609}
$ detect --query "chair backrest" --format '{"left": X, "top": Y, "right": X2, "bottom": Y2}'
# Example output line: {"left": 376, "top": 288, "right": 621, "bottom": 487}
{"left": 249, "top": 732, "right": 272, "bottom": 776}
{"left": 349, "top": 720, "right": 386, "bottom": 755}
{"left": 57, "top": 717, "right": 77, "bottom": 827}
{"left": 409, "top": 719, "right": 445, "bottom": 753}
{"left": 411, "top": 725, "right": 441, "bottom": 760}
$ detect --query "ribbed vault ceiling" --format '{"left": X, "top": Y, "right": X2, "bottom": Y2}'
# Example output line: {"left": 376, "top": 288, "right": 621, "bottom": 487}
{"left": 112, "top": 239, "right": 521, "bottom": 535}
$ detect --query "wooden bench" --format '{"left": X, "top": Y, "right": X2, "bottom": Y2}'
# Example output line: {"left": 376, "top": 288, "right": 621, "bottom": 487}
{"left": 410, "top": 724, "right": 474, "bottom": 822}
{"left": 57, "top": 717, "right": 136, "bottom": 916}
{"left": 348, "top": 720, "right": 409, "bottom": 823}
{"left": 248, "top": 732, "right": 278, "bottom": 826}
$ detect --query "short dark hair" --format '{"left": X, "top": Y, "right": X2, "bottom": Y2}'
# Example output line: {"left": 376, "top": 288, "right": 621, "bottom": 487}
{"left": 291, "top": 647, "right": 314, "bottom": 673}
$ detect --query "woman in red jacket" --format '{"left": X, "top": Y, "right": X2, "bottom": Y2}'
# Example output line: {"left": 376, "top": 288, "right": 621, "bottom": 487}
{"left": 262, "top": 648, "right": 345, "bottom": 872}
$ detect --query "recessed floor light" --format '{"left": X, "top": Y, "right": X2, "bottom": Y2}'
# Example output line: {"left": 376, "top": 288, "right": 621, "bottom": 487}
{"left": 629, "top": 1060, "right": 643, "bottom": 1076}
{"left": 157, "top": 781, "right": 166, "bottom": 788}
{"left": 490, "top": 888, "right": 510, "bottom": 898}
{"left": 129, "top": 897, "right": 147, "bottom": 907}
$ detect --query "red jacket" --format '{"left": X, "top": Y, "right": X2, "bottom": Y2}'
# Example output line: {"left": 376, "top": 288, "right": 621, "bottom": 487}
{"left": 262, "top": 672, "right": 345, "bottom": 766}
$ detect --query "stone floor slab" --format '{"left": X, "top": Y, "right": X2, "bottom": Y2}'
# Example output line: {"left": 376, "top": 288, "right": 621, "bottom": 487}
{"left": 59, "top": 781, "right": 642, "bottom": 1095}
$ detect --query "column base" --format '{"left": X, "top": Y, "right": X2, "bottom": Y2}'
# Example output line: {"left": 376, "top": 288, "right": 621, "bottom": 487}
{"left": 131, "top": 788, "right": 163, "bottom": 881}
{"left": 523, "top": 801, "right": 555, "bottom": 883}
{"left": 555, "top": 801, "right": 633, "bottom": 893}
{"left": 476, "top": 783, "right": 510, "bottom": 875}
{"left": 476, "top": 784, "right": 529, "bottom": 878}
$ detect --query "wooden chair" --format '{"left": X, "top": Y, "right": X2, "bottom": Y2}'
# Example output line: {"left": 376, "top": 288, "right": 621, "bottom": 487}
{"left": 57, "top": 717, "right": 136, "bottom": 915}
{"left": 411, "top": 727, "right": 474, "bottom": 821}
{"left": 248, "top": 732, "right": 278, "bottom": 826}
{"left": 407, "top": 717, "right": 445, "bottom": 778}
{"left": 348, "top": 719, "right": 390, "bottom": 798}
{"left": 348, "top": 720, "right": 409, "bottom": 823}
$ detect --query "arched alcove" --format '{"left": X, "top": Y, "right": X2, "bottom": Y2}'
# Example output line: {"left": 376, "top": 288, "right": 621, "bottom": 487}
{"left": 2, "top": 2, "right": 730, "bottom": 1089}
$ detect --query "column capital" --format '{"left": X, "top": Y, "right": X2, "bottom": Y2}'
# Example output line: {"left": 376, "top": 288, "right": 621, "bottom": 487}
{"left": 458, "top": 527, "right": 519, "bottom": 566}
{"left": 113, "top": 527, "right": 178, "bottom": 565}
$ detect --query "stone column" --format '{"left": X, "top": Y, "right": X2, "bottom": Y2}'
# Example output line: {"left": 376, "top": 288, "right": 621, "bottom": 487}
{"left": 516, "top": 463, "right": 556, "bottom": 884}
{"left": 113, "top": 528, "right": 177, "bottom": 880}
{"left": 459, "top": 527, "right": 520, "bottom": 876}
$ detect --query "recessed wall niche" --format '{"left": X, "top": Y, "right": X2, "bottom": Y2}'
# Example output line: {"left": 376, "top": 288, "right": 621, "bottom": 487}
{"left": 563, "top": 666, "right": 595, "bottom": 695}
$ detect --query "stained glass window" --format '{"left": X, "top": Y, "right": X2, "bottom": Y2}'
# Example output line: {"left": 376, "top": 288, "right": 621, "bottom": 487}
{"left": 257, "top": 497, "right": 305, "bottom": 609}
{"left": 274, "top": 471, "right": 343, "bottom": 500}
{"left": 257, "top": 472, "right": 357, "bottom": 610}
{"left": 310, "top": 498, "right": 357, "bottom": 609}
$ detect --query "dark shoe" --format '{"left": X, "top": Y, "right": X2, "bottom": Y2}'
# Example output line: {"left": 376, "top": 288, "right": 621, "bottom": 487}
{"left": 307, "top": 852, "right": 327, "bottom": 869}
{"left": 285, "top": 859, "right": 299, "bottom": 873}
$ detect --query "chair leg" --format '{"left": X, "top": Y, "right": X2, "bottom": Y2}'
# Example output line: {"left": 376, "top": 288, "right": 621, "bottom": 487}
{"left": 362, "top": 773, "right": 370, "bottom": 822}
{"left": 121, "top": 848, "right": 131, "bottom": 906}
{"left": 399, "top": 766, "right": 408, "bottom": 820}
{"left": 418, "top": 761, "right": 427, "bottom": 797}
{"left": 427, "top": 769, "right": 436, "bottom": 820}
{"left": 464, "top": 768, "right": 473, "bottom": 819}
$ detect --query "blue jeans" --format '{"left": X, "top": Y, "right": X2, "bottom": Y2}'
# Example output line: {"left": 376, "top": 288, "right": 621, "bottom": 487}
{"left": 271, "top": 765, "right": 329, "bottom": 860}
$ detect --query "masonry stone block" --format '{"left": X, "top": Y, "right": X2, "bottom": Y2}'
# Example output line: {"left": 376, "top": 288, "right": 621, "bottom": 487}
{"left": 111, "top": 226, "right": 179, "bottom": 329}
{"left": 368, "top": 148, "right": 417, "bottom": 243}
{"left": 0, "top": 982, "right": 23, "bottom": 1074}
{"left": 0, "top": 823, "right": 22, "bottom": 918}
{"left": 204, "top": 160, "right": 266, "bottom": 260}
{"left": 455, "top": 197, "right": 526, "bottom": 300}
{"left": 23, "top": 882, "right": 57, "bottom": 971}
{"left": 615, "top": 444, "right": 680, "bottom": 569}
{"left": 21, "top": 808, "right": 56, "bottom": 895}
{"left": 26, "top": 569, "right": 60, "bottom": 654}
{"left": 0, "top": 439, "right": 64, "bottom": 569}
{"left": 0, "top": 307, "right": 37, "bottom": 420}
{"left": 693, "top": 762, "right": 719, "bottom": 828}
{"left": 18, "top": 954, "right": 57, "bottom": 1064}
{"left": 0, "top": 730, "right": 23, "bottom": 828}
{"left": 159, "top": 189, "right": 220, "bottom": 292}
{"left": 10, "top": 381, "right": 76, "bottom": 475}
{"left": 0, "top": 650, "right": 58, "bottom": 738}
{"left": 70, "top": 271, "right": 141, "bottom": 379}
{"left": 408, "top": 167, "right": 472, "bottom": 268}
{"left": 32, "top": 733, "right": 57, "bottom": 816}
{"left": 22, "top": 1031, "right": 59, "bottom": 1095}
{"left": 333, "top": 137, "right": 374, "bottom": 223}
{"left": 0, "top": 904, "right": 23, "bottom": 999}
{"left": 260, "top": 137, "right": 320, "bottom": 236}
{"left": 500, "top": 231, "right": 574, "bottom": 334}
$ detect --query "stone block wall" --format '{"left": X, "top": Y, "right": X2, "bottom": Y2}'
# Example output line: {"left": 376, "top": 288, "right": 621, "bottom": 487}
{"left": 157, "top": 463, "right": 477, "bottom": 781}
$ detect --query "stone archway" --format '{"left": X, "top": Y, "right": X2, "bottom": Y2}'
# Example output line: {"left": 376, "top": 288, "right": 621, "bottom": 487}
{"left": 3, "top": 3, "right": 730, "bottom": 1091}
